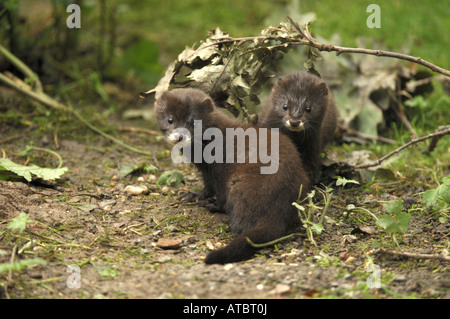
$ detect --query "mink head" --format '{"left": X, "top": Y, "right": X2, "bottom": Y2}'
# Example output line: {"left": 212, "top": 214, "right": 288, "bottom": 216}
{"left": 270, "top": 72, "right": 328, "bottom": 133}
{"left": 154, "top": 88, "right": 214, "bottom": 145}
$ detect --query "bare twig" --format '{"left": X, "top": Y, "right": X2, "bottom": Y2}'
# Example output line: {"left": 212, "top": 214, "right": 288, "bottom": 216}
{"left": 119, "top": 126, "right": 161, "bottom": 136}
{"left": 350, "top": 125, "right": 450, "bottom": 170}
{"left": 377, "top": 248, "right": 450, "bottom": 262}
{"left": 0, "top": 134, "right": 23, "bottom": 144}
{"left": 338, "top": 123, "right": 396, "bottom": 145}
{"left": 286, "top": 17, "right": 450, "bottom": 77}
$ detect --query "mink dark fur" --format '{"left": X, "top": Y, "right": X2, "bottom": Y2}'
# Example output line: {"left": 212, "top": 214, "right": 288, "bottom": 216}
{"left": 258, "top": 72, "right": 338, "bottom": 184}
{"left": 155, "top": 88, "right": 310, "bottom": 264}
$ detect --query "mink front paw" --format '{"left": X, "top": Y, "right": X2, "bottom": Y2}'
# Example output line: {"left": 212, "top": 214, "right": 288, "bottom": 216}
{"left": 178, "top": 188, "right": 214, "bottom": 202}
{"left": 177, "top": 191, "right": 200, "bottom": 202}
{"left": 197, "top": 199, "right": 225, "bottom": 214}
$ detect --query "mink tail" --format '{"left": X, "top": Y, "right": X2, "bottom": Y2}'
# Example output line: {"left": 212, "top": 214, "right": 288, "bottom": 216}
{"left": 204, "top": 220, "right": 290, "bottom": 264}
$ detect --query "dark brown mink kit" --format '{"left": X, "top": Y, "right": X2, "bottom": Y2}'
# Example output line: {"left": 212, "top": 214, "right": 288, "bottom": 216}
{"left": 258, "top": 72, "right": 338, "bottom": 184}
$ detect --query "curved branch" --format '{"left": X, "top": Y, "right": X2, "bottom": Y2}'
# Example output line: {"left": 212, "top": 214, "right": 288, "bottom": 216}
{"left": 286, "top": 17, "right": 450, "bottom": 77}
{"left": 350, "top": 125, "right": 450, "bottom": 170}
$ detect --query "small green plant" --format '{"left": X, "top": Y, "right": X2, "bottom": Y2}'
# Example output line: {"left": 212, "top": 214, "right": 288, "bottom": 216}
{"left": 422, "top": 175, "right": 449, "bottom": 223}
{"left": 98, "top": 267, "right": 118, "bottom": 278}
{"left": 376, "top": 199, "right": 411, "bottom": 247}
{"left": 7, "top": 212, "right": 32, "bottom": 234}
{"left": 335, "top": 176, "right": 360, "bottom": 187}
{"left": 157, "top": 169, "right": 184, "bottom": 186}
{"left": 0, "top": 212, "right": 46, "bottom": 299}
{"left": 293, "top": 187, "right": 333, "bottom": 246}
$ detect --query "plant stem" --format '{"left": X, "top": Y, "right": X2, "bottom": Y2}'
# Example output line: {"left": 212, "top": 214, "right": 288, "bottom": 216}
{"left": 0, "top": 44, "right": 43, "bottom": 91}
{"left": 245, "top": 232, "right": 305, "bottom": 248}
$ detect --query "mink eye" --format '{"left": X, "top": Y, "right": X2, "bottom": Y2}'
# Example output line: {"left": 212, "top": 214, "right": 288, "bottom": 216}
{"left": 282, "top": 104, "right": 288, "bottom": 111}
{"left": 168, "top": 117, "right": 174, "bottom": 124}
{"left": 305, "top": 106, "right": 311, "bottom": 113}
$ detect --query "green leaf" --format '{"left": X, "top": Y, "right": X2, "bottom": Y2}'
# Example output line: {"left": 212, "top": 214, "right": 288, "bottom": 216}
{"left": 422, "top": 176, "right": 450, "bottom": 207}
{"left": 98, "top": 268, "right": 118, "bottom": 277}
{"left": 376, "top": 211, "right": 411, "bottom": 234}
{"left": 157, "top": 169, "right": 184, "bottom": 186}
{"left": 118, "top": 163, "right": 158, "bottom": 177}
{"left": 437, "top": 182, "right": 450, "bottom": 205}
{"left": 0, "top": 158, "right": 68, "bottom": 182}
{"left": 335, "top": 176, "right": 360, "bottom": 187}
{"left": 7, "top": 212, "right": 32, "bottom": 234}
{"left": 312, "top": 223, "right": 324, "bottom": 235}
{"left": 384, "top": 199, "right": 403, "bottom": 215}
{"left": 376, "top": 215, "right": 395, "bottom": 230}
{"left": 422, "top": 188, "right": 439, "bottom": 207}
{"left": 396, "top": 212, "right": 411, "bottom": 232}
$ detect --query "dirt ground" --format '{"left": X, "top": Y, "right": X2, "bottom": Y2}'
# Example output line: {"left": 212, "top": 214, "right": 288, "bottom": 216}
{"left": 0, "top": 116, "right": 449, "bottom": 300}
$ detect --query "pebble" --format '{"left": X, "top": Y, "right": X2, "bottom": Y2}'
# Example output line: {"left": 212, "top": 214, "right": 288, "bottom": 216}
{"left": 156, "top": 238, "right": 181, "bottom": 250}
{"left": 33, "top": 246, "right": 44, "bottom": 252}
{"left": 158, "top": 255, "right": 172, "bottom": 263}
{"left": 124, "top": 185, "right": 149, "bottom": 196}
{"left": 98, "top": 199, "right": 116, "bottom": 209}
{"left": 224, "top": 264, "right": 234, "bottom": 271}
{"left": 345, "top": 256, "right": 355, "bottom": 263}
{"left": 270, "top": 283, "right": 291, "bottom": 295}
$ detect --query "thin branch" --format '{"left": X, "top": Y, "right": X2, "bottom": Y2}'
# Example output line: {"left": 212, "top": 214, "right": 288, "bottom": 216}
{"left": 119, "top": 126, "right": 161, "bottom": 136}
{"left": 350, "top": 125, "right": 450, "bottom": 170}
{"left": 287, "top": 17, "right": 450, "bottom": 77}
{"left": 338, "top": 123, "right": 396, "bottom": 145}
{"left": 377, "top": 248, "right": 450, "bottom": 262}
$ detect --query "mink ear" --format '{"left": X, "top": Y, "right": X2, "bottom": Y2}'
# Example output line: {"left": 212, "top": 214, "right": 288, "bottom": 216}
{"left": 316, "top": 82, "right": 328, "bottom": 96}
{"left": 200, "top": 97, "right": 215, "bottom": 112}
{"left": 156, "top": 91, "right": 173, "bottom": 111}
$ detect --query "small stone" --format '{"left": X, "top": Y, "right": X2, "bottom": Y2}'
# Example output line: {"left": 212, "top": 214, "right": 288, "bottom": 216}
{"left": 345, "top": 256, "right": 355, "bottom": 263}
{"left": 33, "top": 246, "right": 44, "bottom": 252}
{"left": 205, "top": 241, "right": 215, "bottom": 250}
{"left": 157, "top": 255, "right": 172, "bottom": 263}
{"left": 124, "top": 185, "right": 149, "bottom": 196}
{"left": 339, "top": 251, "right": 348, "bottom": 260}
{"left": 161, "top": 186, "right": 170, "bottom": 193}
{"left": 224, "top": 264, "right": 234, "bottom": 271}
{"left": 156, "top": 238, "right": 181, "bottom": 250}
{"left": 270, "top": 283, "right": 291, "bottom": 295}
{"left": 98, "top": 199, "right": 117, "bottom": 209}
